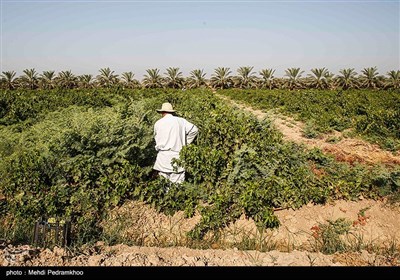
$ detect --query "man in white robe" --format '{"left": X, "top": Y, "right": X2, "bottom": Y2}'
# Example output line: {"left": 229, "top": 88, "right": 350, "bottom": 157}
{"left": 153, "top": 102, "right": 199, "bottom": 184}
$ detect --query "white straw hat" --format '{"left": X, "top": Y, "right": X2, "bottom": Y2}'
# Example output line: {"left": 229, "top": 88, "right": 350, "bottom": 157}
{"left": 156, "top": 102, "right": 176, "bottom": 113}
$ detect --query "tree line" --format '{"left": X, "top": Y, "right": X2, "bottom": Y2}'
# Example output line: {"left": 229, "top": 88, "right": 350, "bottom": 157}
{"left": 1, "top": 66, "right": 399, "bottom": 91}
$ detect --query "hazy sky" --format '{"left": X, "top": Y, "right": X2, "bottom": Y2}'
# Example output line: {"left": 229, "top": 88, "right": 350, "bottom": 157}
{"left": 1, "top": 0, "right": 399, "bottom": 78}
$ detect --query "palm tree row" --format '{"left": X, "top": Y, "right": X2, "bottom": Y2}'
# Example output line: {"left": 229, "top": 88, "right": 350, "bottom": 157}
{"left": 1, "top": 66, "right": 399, "bottom": 91}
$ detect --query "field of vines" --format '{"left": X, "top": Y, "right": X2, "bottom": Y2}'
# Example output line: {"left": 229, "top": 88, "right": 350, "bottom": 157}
{"left": 222, "top": 89, "right": 400, "bottom": 151}
{"left": 0, "top": 88, "right": 399, "bottom": 245}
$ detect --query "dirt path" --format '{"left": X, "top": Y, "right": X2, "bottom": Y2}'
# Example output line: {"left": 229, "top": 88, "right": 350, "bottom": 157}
{"left": 218, "top": 94, "right": 400, "bottom": 166}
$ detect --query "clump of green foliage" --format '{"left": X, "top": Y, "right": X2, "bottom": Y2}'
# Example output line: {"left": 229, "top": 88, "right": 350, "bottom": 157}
{"left": 0, "top": 88, "right": 399, "bottom": 246}
{"left": 311, "top": 218, "right": 353, "bottom": 254}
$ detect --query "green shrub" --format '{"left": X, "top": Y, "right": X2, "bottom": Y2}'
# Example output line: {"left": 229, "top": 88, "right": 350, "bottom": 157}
{"left": 1, "top": 89, "right": 398, "bottom": 244}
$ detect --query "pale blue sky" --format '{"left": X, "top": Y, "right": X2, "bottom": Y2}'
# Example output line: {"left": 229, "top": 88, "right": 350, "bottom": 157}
{"left": 1, "top": 0, "right": 399, "bottom": 78}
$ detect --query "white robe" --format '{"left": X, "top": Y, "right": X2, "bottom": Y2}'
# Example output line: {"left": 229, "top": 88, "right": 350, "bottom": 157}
{"left": 153, "top": 114, "right": 198, "bottom": 173}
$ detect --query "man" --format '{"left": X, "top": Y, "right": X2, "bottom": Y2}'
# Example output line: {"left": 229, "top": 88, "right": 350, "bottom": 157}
{"left": 153, "top": 102, "right": 198, "bottom": 184}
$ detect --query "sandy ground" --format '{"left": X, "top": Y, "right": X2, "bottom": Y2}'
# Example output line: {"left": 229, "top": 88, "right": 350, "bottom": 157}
{"left": 0, "top": 243, "right": 388, "bottom": 266}
{"left": 1, "top": 199, "right": 399, "bottom": 266}
{"left": 100, "top": 199, "right": 400, "bottom": 251}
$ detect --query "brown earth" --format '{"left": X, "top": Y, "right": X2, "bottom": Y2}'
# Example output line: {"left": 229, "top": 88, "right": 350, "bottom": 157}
{"left": 100, "top": 200, "right": 400, "bottom": 252}
{"left": 1, "top": 199, "right": 399, "bottom": 266}
{"left": 0, "top": 242, "right": 390, "bottom": 267}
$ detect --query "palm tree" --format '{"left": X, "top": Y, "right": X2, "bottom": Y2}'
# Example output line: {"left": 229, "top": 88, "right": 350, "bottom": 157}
{"left": 210, "top": 67, "right": 232, "bottom": 89}
{"left": 385, "top": 70, "right": 400, "bottom": 89}
{"left": 307, "top": 67, "right": 331, "bottom": 89}
{"left": 284, "top": 67, "right": 304, "bottom": 90}
{"left": 1, "top": 70, "right": 18, "bottom": 90}
{"left": 39, "top": 70, "right": 56, "bottom": 90}
{"left": 360, "top": 67, "right": 383, "bottom": 89}
{"left": 186, "top": 69, "right": 207, "bottom": 89}
{"left": 142, "top": 68, "right": 163, "bottom": 88}
{"left": 20, "top": 68, "right": 39, "bottom": 89}
{"left": 164, "top": 67, "right": 184, "bottom": 89}
{"left": 335, "top": 68, "right": 358, "bottom": 90}
{"left": 234, "top": 66, "right": 257, "bottom": 89}
{"left": 78, "top": 74, "right": 94, "bottom": 89}
{"left": 96, "top": 67, "right": 119, "bottom": 88}
{"left": 121, "top": 72, "right": 141, "bottom": 89}
{"left": 56, "top": 70, "right": 77, "bottom": 89}
{"left": 259, "top": 68, "right": 276, "bottom": 90}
